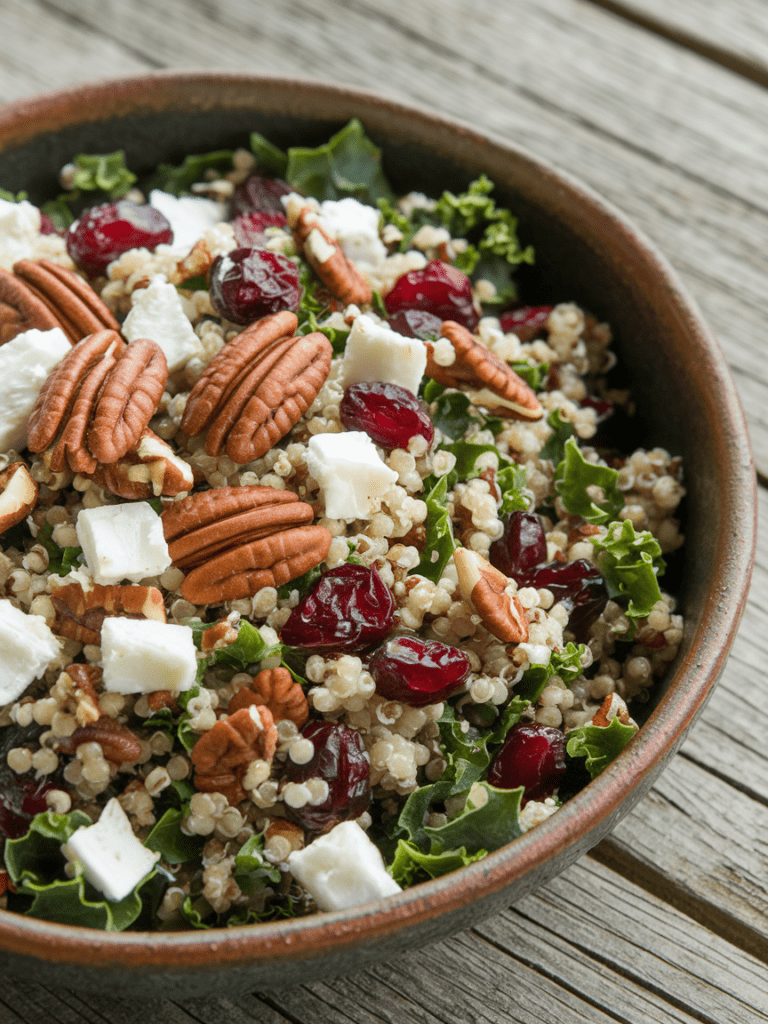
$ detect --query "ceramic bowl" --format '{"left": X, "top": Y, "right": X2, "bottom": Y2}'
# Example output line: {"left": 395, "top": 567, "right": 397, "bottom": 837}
{"left": 0, "top": 72, "right": 755, "bottom": 997}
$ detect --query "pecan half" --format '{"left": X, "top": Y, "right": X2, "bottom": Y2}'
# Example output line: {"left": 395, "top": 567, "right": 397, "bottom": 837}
{"left": 286, "top": 195, "right": 372, "bottom": 307}
{"left": 51, "top": 582, "right": 167, "bottom": 645}
{"left": 0, "top": 462, "right": 37, "bottom": 533}
{"left": 90, "top": 428, "right": 194, "bottom": 500}
{"left": 161, "top": 485, "right": 332, "bottom": 604}
{"left": 191, "top": 705, "right": 278, "bottom": 805}
{"left": 180, "top": 312, "right": 332, "bottom": 464}
{"left": 56, "top": 716, "right": 143, "bottom": 763}
{"left": 13, "top": 259, "right": 120, "bottom": 344}
{"left": 229, "top": 667, "right": 309, "bottom": 728}
{"left": 454, "top": 547, "right": 529, "bottom": 643}
{"left": 0, "top": 268, "right": 60, "bottom": 344}
{"left": 427, "top": 321, "right": 543, "bottom": 421}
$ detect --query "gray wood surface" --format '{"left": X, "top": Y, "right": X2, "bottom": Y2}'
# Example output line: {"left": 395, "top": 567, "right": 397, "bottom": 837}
{"left": 0, "top": 1, "right": 764, "bottom": 1022}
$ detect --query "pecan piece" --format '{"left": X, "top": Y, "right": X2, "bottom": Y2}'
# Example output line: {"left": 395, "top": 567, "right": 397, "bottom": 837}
{"left": 90, "top": 428, "right": 194, "bottom": 500}
{"left": 13, "top": 259, "right": 120, "bottom": 344}
{"left": 191, "top": 705, "right": 278, "bottom": 805}
{"left": 51, "top": 582, "right": 166, "bottom": 645}
{"left": 454, "top": 547, "right": 529, "bottom": 643}
{"left": 0, "top": 462, "right": 37, "bottom": 533}
{"left": 427, "top": 320, "right": 543, "bottom": 421}
{"left": 286, "top": 195, "right": 372, "bottom": 306}
{"left": 592, "top": 693, "right": 638, "bottom": 731}
{"left": 61, "top": 663, "right": 101, "bottom": 726}
{"left": 56, "top": 716, "right": 143, "bottom": 763}
{"left": 180, "top": 312, "right": 332, "bottom": 464}
{"left": 0, "top": 268, "right": 61, "bottom": 344}
{"left": 229, "top": 667, "right": 309, "bottom": 728}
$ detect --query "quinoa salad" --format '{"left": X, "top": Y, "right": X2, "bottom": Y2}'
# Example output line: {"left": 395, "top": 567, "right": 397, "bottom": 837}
{"left": 0, "top": 120, "right": 685, "bottom": 931}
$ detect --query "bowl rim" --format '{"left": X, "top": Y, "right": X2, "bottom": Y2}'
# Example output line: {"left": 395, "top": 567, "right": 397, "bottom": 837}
{"left": 0, "top": 70, "right": 756, "bottom": 971}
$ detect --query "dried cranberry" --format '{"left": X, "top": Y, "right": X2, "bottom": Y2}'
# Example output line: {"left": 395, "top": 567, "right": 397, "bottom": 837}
{"left": 233, "top": 210, "right": 288, "bottom": 247}
{"left": 518, "top": 559, "right": 608, "bottom": 641}
{"left": 387, "top": 309, "right": 444, "bottom": 340}
{"left": 369, "top": 636, "right": 470, "bottom": 707}
{"left": 580, "top": 395, "right": 615, "bottom": 422}
{"left": 489, "top": 511, "right": 547, "bottom": 579}
{"left": 65, "top": 200, "right": 173, "bottom": 275}
{"left": 231, "top": 174, "right": 293, "bottom": 217}
{"left": 281, "top": 563, "right": 395, "bottom": 652}
{"left": 208, "top": 247, "right": 301, "bottom": 325}
{"left": 283, "top": 720, "right": 370, "bottom": 832}
{"left": 340, "top": 381, "right": 434, "bottom": 451}
{"left": 499, "top": 305, "right": 553, "bottom": 342}
{"left": 488, "top": 722, "right": 566, "bottom": 806}
{"left": 0, "top": 769, "right": 57, "bottom": 840}
{"left": 384, "top": 260, "right": 479, "bottom": 331}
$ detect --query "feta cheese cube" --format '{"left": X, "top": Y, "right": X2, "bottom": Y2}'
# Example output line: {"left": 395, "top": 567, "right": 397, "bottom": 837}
{"left": 306, "top": 431, "right": 398, "bottom": 520}
{"left": 0, "top": 327, "right": 71, "bottom": 453}
{"left": 101, "top": 617, "right": 197, "bottom": 694}
{"left": 61, "top": 797, "right": 160, "bottom": 901}
{"left": 287, "top": 821, "right": 402, "bottom": 912}
{"left": 341, "top": 314, "right": 426, "bottom": 397}
{"left": 75, "top": 502, "right": 171, "bottom": 585}
{"left": 0, "top": 600, "right": 61, "bottom": 703}
{"left": 0, "top": 198, "right": 42, "bottom": 268}
{"left": 317, "top": 197, "right": 387, "bottom": 267}
{"left": 122, "top": 274, "right": 203, "bottom": 372}
{"left": 149, "top": 190, "right": 226, "bottom": 254}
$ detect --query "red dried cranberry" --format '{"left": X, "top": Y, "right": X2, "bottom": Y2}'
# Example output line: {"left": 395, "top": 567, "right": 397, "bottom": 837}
{"left": 231, "top": 175, "right": 293, "bottom": 217}
{"left": 283, "top": 720, "right": 370, "bottom": 832}
{"left": 580, "top": 395, "right": 615, "bottom": 422}
{"left": 281, "top": 563, "right": 395, "bottom": 652}
{"left": 384, "top": 260, "right": 479, "bottom": 331}
{"left": 517, "top": 559, "right": 608, "bottom": 642}
{"left": 233, "top": 210, "right": 288, "bottom": 247}
{"left": 0, "top": 770, "right": 57, "bottom": 840}
{"left": 387, "top": 309, "right": 444, "bottom": 340}
{"left": 369, "top": 636, "right": 470, "bottom": 707}
{"left": 488, "top": 722, "right": 566, "bottom": 806}
{"left": 489, "top": 511, "right": 546, "bottom": 579}
{"left": 499, "top": 305, "right": 553, "bottom": 342}
{"left": 340, "top": 381, "right": 434, "bottom": 451}
{"left": 208, "top": 247, "right": 300, "bottom": 325}
{"left": 65, "top": 200, "right": 173, "bottom": 275}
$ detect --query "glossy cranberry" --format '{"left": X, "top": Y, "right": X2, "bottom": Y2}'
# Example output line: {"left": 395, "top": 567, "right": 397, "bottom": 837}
{"left": 580, "top": 395, "right": 615, "bottom": 422}
{"left": 499, "top": 305, "right": 553, "bottom": 342}
{"left": 384, "top": 260, "right": 479, "bottom": 331}
{"left": 208, "top": 247, "right": 301, "bottom": 325}
{"left": 340, "top": 381, "right": 434, "bottom": 451}
{"left": 281, "top": 563, "right": 395, "bottom": 652}
{"left": 489, "top": 511, "right": 547, "bottom": 579}
{"left": 233, "top": 210, "right": 288, "bottom": 247}
{"left": 517, "top": 559, "right": 608, "bottom": 642}
{"left": 283, "top": 720, "right": 370, "bottom": 832}
{"left": 488, "top": 722, "right": 566, "bottom": 806}
{"left": 65, "top": 200, "right": 173, "bottom": 275}
{"left": 0, "top": 770, "right": 57, "bottom": 840}
{"left": 387, "top": 308, "right": 444, "bottom": 340}
{"left": 369, "top": 636, "right": 470, "bottom": 707}
{"left": 231, "top": 174, "right": 293, "bottom": 217}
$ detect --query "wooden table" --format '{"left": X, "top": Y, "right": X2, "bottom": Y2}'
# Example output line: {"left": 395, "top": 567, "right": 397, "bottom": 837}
{"left": 0, "top": 2, "right": 766, "bottom": 1021}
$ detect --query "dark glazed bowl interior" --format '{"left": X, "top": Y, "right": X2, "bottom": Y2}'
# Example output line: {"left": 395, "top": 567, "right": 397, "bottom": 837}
{"left": 0, "top": 73, "right": 756, "bottom": 997}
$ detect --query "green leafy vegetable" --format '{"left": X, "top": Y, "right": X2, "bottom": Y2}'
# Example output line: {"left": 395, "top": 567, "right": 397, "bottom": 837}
{"left": 409, "top": 474, "right": 455, "bottom": 582}
{"left": 145, "top": 808, "right": 205, "bottom": 864}
{"left": 496, "top": 463, "right": 529, "bottom": 515}
{"left": 510, "top": 360, "right": 549, "bottom": 392}
{"left": 284, "top": 119, "right": 396, "bottom": 204}
{"left": 37, "top": 522, "right": 82, "bottom": 576}
{"left": 514, "top": 642, "right": 587, "bottom": 702}
{"left": 425, "top": 782, "right": 524, "bottom": 855}
{"left": 389, "top": 838, "right": 486, "bottom": 887}
{"left": 565, "top": 716, "right": 638, "bottom": 779}
{"left": 431, "top": 392, "right": 477, "bottom": 440}
{"left": 591, "top": 520, "right": 666, "bottom": 634}
{"left": 69, "top": 151, "right": 136, "bottom": 196}
{"left": 0, "top": 188, "right": 27, "bottom": 202}
{"left": 437, "top": 698, "right": 529, "bottom": 796}
{"left": 249, "top": 131, "right": 289, "bottom": 177}
{"left": 150, "top": 150, "right": 233, "bottom": 196}
{"left": 539, "top": 407, "right": 575, "bottom": 464}
{"left": 434, "top": 175, "right": 534, "bottom": 269}
{"left": 554, "top": 437, "right": 623, "bottom": 524}
{"left": 233, "top": 833, "right": 281, "bottom": 894}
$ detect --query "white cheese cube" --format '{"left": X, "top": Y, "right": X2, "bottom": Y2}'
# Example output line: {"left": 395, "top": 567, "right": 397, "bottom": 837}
{"left": 0, "top": 600, "right": 61, "bottom": 703}
{"left": 122, "top": 274, "right": 203, "bottom": 372}
{"left": 306, "top": 432, "right": 398, "bottom": 521}
{"left": 101, "top": 617, "right": 197, "bottom": 694}
{"left": 0, "top": 327, "right": 71, "bottom": 453}
{"left": 149, "top": 190, "right": 226, "bottom": 254}
{"left": 61, "top": 797, "right": 160, "bottom": 901}
{"left": 0, "top": 199, "right": 42, "bottom": 269}
{"left": 287, "top": 821, "right": 401, "bottom": 912}
{"left": 341, "top": 314, "right": 426, "bottom": 397}
{"left": 75, "top": 502, "right": 171, "bottom": 585}
{"left": 318, "top": 197, "right": 387, "bottom": 267}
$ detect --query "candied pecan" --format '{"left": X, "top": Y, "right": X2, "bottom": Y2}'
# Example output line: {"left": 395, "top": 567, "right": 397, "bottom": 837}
{"left": 13, "top": 259, "right": 120, "bottom": 344}
{"left": 286, "top": 196, "right": 372, "bottom": 307}
{"left": 0, "top": 462, "right": 37, "bottom": 534}
{"left": 454, "top": 547, "right": 529, "bottom": 643}
{"left": 90, "top": 428, "right": 194, "bottom": 500}
{"left": 56, "top": 716, "right": 143, "bottom": 763}
{"left": 229, "top": 667, "right": 308, "bottom": 728}
{"left": 51, "top": 582, "right": 166, "bottom": 645}
{"left": 191, "top": 705, "right": 278, "bottom": 806}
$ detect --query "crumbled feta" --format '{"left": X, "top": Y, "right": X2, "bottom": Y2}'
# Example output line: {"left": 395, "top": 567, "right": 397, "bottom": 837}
{"left": 317, "top": 197, "right": 387, "bottom": 267}
{"left": 518, "top": 643, "right": 552, "bottom": 667}
{"left": 0, "top": 327, "right": 71, "bottom": 452}
{"left": 61, "top": 797, "right": 160, "bottom": 901}
{"left": 75, "top": 502, "right": 171, "bottom": 585}
{"left": 0, "top": 600, "right": 61, "bottom": 703}
{"left": 0, "top": 198, "right": 42, "bottom": 269}
{"left": 341, "top": 313, "right": 427, "bottom": 396}
{"left": 122, "top": 274, "right": 203, "bottom": 372}
{"left": 306, "top": 432, "right": 398, "bottom": 521}
{"left": 287, "top": 821, "right": 402, "bottom": 911}
{"left": 149, "top": 190, "right": 226, "bottom": 254}
{"left": 100, "top": 617, "right": 197, "bottom": 695}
